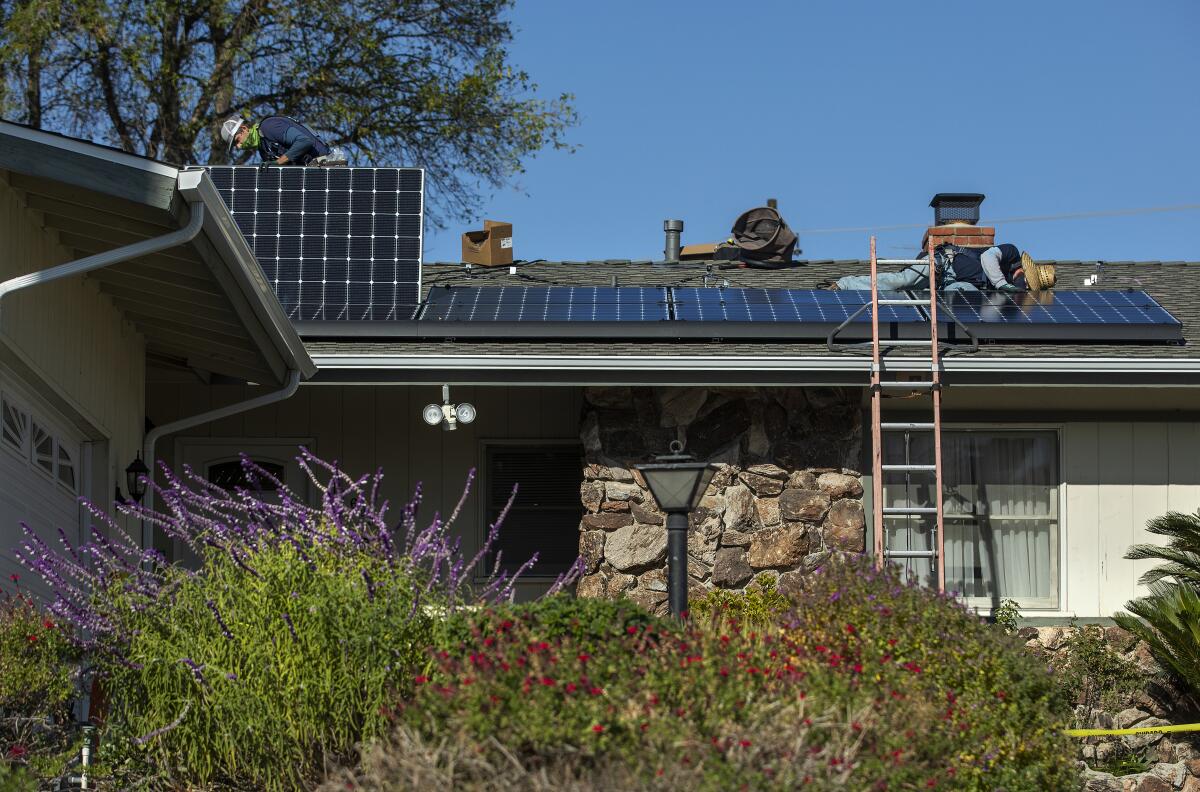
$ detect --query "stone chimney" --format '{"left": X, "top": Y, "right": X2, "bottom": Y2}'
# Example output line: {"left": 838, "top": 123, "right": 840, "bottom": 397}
{"left": 920, "top": 193, "right": 994, "bottom": 252}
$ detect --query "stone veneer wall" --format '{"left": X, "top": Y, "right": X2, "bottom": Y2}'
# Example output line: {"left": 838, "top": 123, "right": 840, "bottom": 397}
{"left": 575, "top": 386, "right": 864, "bottom": 614}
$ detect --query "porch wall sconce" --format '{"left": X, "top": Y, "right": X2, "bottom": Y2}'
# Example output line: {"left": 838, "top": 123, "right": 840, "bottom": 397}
{"left": 125, "top": 453, "right": 149, "bottom": 504}
{"left": 635, "top": 440, "right": 715, "bottom": 619}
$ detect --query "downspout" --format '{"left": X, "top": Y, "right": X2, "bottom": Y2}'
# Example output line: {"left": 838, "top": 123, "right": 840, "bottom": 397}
{"left": 140, "top": 368, "right": 301, "bottom": 549}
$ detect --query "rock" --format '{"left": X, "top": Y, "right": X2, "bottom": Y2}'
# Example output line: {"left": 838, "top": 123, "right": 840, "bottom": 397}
{"left": 739, "top": 471, "right": 784, "bottom": 497}
{"left": 779, "top": 489, "right": 830, "bottom": 522}
{"left": 686, "top": 398, "right": 751, "bottom": 460}
{"left": 1183, "top": 776, "right": 1200, "bottom": 792}
{"left": 626, "top": 587, "right": 668, "bottom": 616}
{"left": 658, "top": 388, "right": 708, "bottom": 428}
{"left": 1083, "top": 770, "right": 1122, "bottom": 792}
{"left": 745, "top": 571, "right": 778, "bottom": 594}
{"left": 711, "top": 547, "right": 753, "bottom": 588}
{"left": 581, "top": 481, "right": 603, "bottom": 512}
{"left": 585, "top": 386, "right": 634, "bottom": 408}
{"left": 1129, "top": 774, "right": 1171, "bottom": 792}
{"left": 755, "top": 497, "right": 782, "bottom": 527}
{"left": 630, "top": 503, "right": 663, "bottom": 525}
{"left": 605, "top": 573, "right": 635, "bottom": 597}
{"left": 1149, "top": 761, "right": 1185, "bottom": 788}
{"left": 722, "top": 485, "right": 761, "bottom": 533}
{"left": 606, "top": 523, "right": 668, "bottom": 571}
{"left": 1122, "top": 719, "right": 1171, "bottom": 752}
{"left": 1116, "top": 708, "right": 1152, "bottom": 730}
{"left": 1127, "top": 643, "right": 1161, "bottom": 675}
{"left": 747, "top": 463, "right": 788, "bottom": 480}
{"left": 688, "top": 515, "right": 721, "bottom": 567}
{"left": 604, "top": 482, "right": 643, "bottom": 502}
{"left": 817, "top": 472, "right": 863, "bottom": 500}
{"left": 580, "top": 531, "right": 605, "bottom": 574}
{"left": 707, "top": 464, "right": 739, "bottom": 493}
{"left": 1106, "top": 625, "right": 1137, "bottom": 652}
{"left": 640, "top": 568, "right": 669, "bottom": 592}
{"left": 1036, "top": 626, "right": 1066, "bottom": 650}
{"left": 787, "top": 470, "right": 819, "bottom": 490}
{"left": 721, "top": 529, "right": 753, "bottom": 547}
{"left": 577, "top": 572, "right": 606, "bottom": 599}
{"left": 824, "top": 500, "right": 866, "bottom": 551}
{"left": 776, "top": 570, "right": 804, "bottom": 599}
{"left": 746, "top": 419, "right": 770, "bottom": 458}
{"left": 607, "top": 466, "right": 635, "bottom": 483}
{"left": 581, "top": 413, "right": 602, "bottom": 455}
{"left": 1095, "top": 741, "right": 1117, "bottom": 763}
{"left": 748, "top": 525, "right": 811, "bottom": 569}
{"left": 1081, "top": 744, "right": 1096, "bottom": 760}
{"left": 582, "top": 512, "right": 633, "bottom": 531}
{"left": 601, "top": 500, "right": 631, "bottom": 512}
{"left": 1186, "top": 758, "right": 1200, "bottom": 777}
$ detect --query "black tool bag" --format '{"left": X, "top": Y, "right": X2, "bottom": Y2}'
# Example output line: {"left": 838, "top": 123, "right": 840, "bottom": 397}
{"left": 714, "top": 206, "right": 799, "bottom": 266}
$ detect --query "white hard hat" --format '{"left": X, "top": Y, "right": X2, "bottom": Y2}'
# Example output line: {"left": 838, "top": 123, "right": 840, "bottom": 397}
{"left": 220, "top": 116, "right": 245, "bottom": 150}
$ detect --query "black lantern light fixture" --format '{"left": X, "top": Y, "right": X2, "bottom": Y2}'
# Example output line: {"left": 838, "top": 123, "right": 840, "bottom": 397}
{"left": 635, "top": 440, "right": 714, "bottom": 618}
{"left": 125, "top": 453, "right": 149, "bottom": 504}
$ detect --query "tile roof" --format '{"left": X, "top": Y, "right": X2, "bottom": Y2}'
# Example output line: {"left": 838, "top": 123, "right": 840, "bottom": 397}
{"left": 304, "top": 258, "right": 1199, "bottom": 361}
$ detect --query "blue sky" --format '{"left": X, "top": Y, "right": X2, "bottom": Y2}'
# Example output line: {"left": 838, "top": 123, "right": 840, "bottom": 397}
{"left": 423, "top": 0, "right": 1199, "bottom": 264}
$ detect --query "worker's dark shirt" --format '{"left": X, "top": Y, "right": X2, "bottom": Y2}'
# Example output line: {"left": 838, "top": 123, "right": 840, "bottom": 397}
{"left": 256, "top": 116, "right": 330, "bottom": 165}
{"left": 943, "top": 243, "right": 1022, "bottom": 288}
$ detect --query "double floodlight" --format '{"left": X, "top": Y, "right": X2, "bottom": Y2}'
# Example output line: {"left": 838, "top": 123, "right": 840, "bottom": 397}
{"left": 422, "top": 385, "right": 477, "bottom": 431}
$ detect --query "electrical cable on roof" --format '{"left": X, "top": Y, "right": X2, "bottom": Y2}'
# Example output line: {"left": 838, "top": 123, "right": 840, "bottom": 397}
{"left": 797, "top": 203, "right": 1200, "bottom": 235}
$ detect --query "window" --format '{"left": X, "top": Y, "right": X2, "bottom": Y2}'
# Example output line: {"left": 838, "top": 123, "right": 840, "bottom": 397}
{"left": 207, "top": 459, "right": 286, "bottom": 492}
{"left": 56, "top": 444, "right": 76, "bottom": 490}
{"left": 883, "top": 430, "right": 1060, "bottom": 609}
{"left": 485, "top": 444, "right": 583, "bottom": 576}
{"left": 2, "top": 397, "right": 29, "bottom": 454}
{"left": 31, "top": 421, "right": 55, "bottom": 476}
{"left": 0, "top": 392, "right": 80, "bottom": 493}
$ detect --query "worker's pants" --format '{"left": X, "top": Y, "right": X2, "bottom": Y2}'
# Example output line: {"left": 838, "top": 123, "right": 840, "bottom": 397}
{"left": 835, "top": 264, "right": 980, "bottom": 292}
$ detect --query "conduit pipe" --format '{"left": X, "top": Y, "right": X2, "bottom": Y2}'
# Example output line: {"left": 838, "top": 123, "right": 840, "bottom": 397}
{"left": 140, "top": 368, "right": 301, "bottom": 549}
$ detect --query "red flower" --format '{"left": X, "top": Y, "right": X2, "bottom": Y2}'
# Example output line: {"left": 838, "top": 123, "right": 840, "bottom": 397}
{"left": 42, "top": 619, "right": 54, "bottom": 630}
{"left": 483, "top": 636, "right": 495, "bottom": 647}
{"left": 739, "top": 739, "right": 752, "bottom": 748}
{"left": 565, "top": 682, "right": 577, "bottom": 693}
{"left": 589, "top": 686, "right": 603, "bottom": 696}
{"left": 540, "top": 676, "right": 556, "bottom": 686}
{"left": 6, "top": 744, "right": 28, "bottom": 759}
{"left": 500, "top": 619, "right": 514, "bottom": 630}
{"left": 7, "top": 573, "right": 17, "bottom": 583}
{"left": 814, "top": 645, "right": 827, "bottom": 653}
{"left": 853, "top": 663, "right": 863, "bottom": 674}
{"left": 719, "top": 667, "right": 729, "bottom": 677}
{"left": 577, "top": 653, "right": 590, "bottom": 663}
{"left": 592, "top": 724, "right": 604, "bottom": 733}
{"left": 626, "top": 625, "right": 638, "bottom": 634}
{"left": 26, "top": 634, "right": 38, "bottom": 643}
{"left": 414, "top": 675, "right": 428, "bottom": 684}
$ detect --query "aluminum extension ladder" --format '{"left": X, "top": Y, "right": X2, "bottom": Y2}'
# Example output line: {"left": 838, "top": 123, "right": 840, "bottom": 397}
{"left": 867, "top": 237, "right": 946, "bottom": 592}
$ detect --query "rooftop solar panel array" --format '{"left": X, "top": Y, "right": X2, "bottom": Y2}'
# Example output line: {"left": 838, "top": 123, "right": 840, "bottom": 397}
{"left": 206, "top": 166, "right": 423, "bottom": 321}
{"left": 423, "top": 286, "right": 669, "bottom": 322}
{"left": 671, "top": 287, "right": 921, "bottom": 324}
{"left": 934, "top": 289, "right": 1183, "bottom": 341}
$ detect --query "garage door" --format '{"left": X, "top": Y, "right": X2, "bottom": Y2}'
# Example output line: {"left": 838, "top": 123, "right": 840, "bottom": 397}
{"left": 0, "top": 384, "right": 82, "bottom": 601}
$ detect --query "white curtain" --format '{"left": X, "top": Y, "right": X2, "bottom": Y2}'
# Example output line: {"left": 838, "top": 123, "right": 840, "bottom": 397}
{"left": 883, "top": 431, "right": 1059, "bottom": 608}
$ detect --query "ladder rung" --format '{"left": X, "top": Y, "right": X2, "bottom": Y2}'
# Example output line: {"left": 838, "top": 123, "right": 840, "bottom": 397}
{"left": 877, "top": 298, "right": 928, "bottom": 306}
{"left": 878, "top": 340, "right": 934, "bottom": 347}
{"left": 881, "top": 464, "right": 937, "bottom": 472}
{"left": 883, "top": 507, "right": 939, "bottom": 515}
{"left": 880, "top": 422, "right": 936, "bottom": 431}
{"left": 875, "top": 259, "right": 926, "bottom": 265}
{"left": 878, "top": 381, "right": 935, "bottom": 389}
{"left": 885, "top": 550, "right": 937, "bottom": 559}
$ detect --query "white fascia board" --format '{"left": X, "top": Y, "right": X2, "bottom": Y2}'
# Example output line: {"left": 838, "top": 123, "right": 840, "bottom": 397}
{"left": 310, "top": 353, "right": 1200, "bottom": 382}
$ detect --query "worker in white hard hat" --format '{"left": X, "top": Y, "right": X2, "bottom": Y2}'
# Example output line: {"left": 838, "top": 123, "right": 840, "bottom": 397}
{"left": 219, "top": 115, "right": 336, "bottom": 166}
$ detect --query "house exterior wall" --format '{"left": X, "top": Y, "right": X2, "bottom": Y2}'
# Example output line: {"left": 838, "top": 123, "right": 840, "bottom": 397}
{"left": 0, "top": 176, "right": 146, "bottom": 525}
{"left": 147, "top": 382, "right": 585, "bottom": 589}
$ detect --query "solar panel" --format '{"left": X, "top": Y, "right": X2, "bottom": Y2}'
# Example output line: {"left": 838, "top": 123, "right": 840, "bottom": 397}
{"left": 934, "top": 289, "right": 1183, "bottom": 342}
{"left": 206, "top": 166, "right": 423, "bottom": 321}
{"left": 672, "top": 287, "right": 922, "bottom": 324}
{"left": 421, "top": 286, "right": 669, "bottom": 324}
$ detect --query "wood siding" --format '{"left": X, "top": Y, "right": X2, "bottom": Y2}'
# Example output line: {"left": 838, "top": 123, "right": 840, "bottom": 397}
{"left": 1065, "top": 421, "right": 1200, "bottom": 617}
{"left": 148, "top": 383, "right": 585, "bottom": 568}
{"left": 0, "top": 176, "right": 146, "bottom": 511}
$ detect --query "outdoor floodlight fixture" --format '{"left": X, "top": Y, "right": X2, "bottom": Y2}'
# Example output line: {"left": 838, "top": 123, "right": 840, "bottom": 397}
{"left": 125, "top": 453, "right": 149, "bottom": 504}
{"left": 422, "top": 385, "right": 476, "bottom": 432}
{"left": 635, "top": 440, "right": 715, "bottom": 619}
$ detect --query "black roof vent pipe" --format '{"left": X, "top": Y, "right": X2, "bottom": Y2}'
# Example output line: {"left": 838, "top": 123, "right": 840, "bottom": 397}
{"left": 664, "top": 219, "right": 683, "bottom": 263}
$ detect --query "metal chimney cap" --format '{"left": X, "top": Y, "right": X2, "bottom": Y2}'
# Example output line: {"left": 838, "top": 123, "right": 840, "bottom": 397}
{"left": 663, "top": 219, "right": 684, "bottom": 232}
{"left": 929, "top": 193, "right": 985, "bottom": 208}
{"left": 929, "top": 193, "right": 985, "bottom": 226}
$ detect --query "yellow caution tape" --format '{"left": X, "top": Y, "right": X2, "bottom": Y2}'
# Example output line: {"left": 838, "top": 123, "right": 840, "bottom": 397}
{"left": 1065, "top": 723, "right": 1200, "bottom": 737}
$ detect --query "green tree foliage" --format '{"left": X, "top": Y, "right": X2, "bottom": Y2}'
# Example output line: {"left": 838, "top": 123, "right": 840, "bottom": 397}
{"left": 1114, "top": 510, "right": 1200, "bottom": 709}
{"left": 0, "top": 0, "right": 577, "bottom": 225}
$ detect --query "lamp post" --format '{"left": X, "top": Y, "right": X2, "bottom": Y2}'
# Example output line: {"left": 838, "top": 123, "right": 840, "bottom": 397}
{"left": 125, "top": 453, "right": 149, "bottom": 504}
{"left": 635, "top": 441, "right": 715, "bottom": 619}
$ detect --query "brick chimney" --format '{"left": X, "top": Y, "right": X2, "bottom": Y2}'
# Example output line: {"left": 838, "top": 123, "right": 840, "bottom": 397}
{"left": 920, "top": 193, "right": 994, "bottom": 251}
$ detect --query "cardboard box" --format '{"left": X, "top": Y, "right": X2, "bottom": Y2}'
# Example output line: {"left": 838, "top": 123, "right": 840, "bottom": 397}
{"left": 461, "top": 220, "right": 513, "bottom": 266}
{"left": 680, "top": 242, "right": 720, "bottom": 260}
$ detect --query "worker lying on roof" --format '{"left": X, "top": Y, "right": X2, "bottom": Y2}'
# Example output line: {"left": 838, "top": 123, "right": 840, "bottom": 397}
{"left": 220, "top": 115, "right": 345, "bottom": 167}
{"left": 828, "top": 243, "right": 1056, "bottom": 292}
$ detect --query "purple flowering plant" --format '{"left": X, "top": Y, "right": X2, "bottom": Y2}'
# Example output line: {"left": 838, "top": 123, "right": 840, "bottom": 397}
{"left": 13, "top": 449, "right": 581, "bottom": 790}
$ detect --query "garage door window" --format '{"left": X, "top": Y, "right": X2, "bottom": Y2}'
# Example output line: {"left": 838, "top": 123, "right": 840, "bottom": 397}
{"left": 1, "top": 394, "right": 79, "bottom": 494}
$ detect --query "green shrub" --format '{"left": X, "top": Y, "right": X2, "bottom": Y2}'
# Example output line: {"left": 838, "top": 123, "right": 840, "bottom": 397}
{"left": 992, "top": 598, "right": 1022, "bottom": 634}
{"left": 99, "top": 544, "right": 435, "bottom": 791}
{"left": 385, "top": 555, "right": 1078, "bottom": 791}
{"left": 1115, "top": 510, "right": 1200, "bottom": 708}
{"left": 0, "top": 761, "right": 37, "bottom": 792}
{"left": 689, "top": 573, "right": 789, "bottom": 627}
{"left": 1054, "top": 624, "right": 1145, "bottom": 712}
{"left": 439, "top": 593, "right": 663, "bottom": 652}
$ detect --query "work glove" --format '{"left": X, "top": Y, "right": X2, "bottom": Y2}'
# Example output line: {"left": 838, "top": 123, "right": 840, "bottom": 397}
{"left": 996, "top": 283, "right": 1022, "bottom": 294}
{"left": 258, "top": 160, "right": 275, "bottom": 170}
